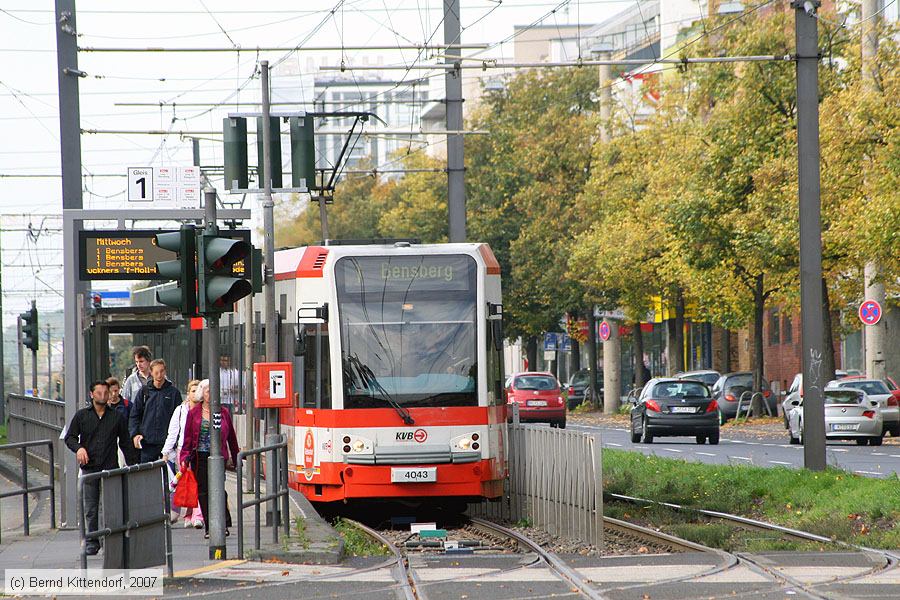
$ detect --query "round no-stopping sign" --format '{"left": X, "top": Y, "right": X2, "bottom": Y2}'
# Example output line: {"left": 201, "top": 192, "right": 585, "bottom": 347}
{"left": 859, "top": 300, "right": 882, "bottom": 326}
{"left": 599, "top": 321, "right": 611, "bottom": 341}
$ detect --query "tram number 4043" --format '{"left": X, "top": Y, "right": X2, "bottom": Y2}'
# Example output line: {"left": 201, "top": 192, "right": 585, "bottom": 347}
{"left": 391, "top": 467, "right": 437, "bottom": 483}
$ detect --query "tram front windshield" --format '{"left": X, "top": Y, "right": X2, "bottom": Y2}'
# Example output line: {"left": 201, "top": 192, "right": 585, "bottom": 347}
{"left": 336, "top": 254, "right": 478, "bottom": 409}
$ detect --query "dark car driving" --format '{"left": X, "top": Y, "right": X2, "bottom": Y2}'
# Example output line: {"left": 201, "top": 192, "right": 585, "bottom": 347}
{"left": 630, "top": 378, "right": 720, "bottom": 444}
{"left": 565, "top": 369, "right": 599, "bottom": 410}
{"left": 711, "top": 371, "right": 775, "bottom": 422}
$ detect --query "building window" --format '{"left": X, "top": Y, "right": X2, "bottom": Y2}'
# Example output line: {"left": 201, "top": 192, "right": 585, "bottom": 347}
{"left": 783, "top": 312, "right": 793, "bottom": 344}
{"left": 769, "top": 309, "right": 780, "bottom": 346}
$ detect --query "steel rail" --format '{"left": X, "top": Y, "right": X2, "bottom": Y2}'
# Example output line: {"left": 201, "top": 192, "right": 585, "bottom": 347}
{"left": 469, "top": 516, "right": 608, "bottom": 600}
{"left": 607, "top": 492, "right": 899, "bottom": 591}
{"left": 345, "top": 518, "right": 420, "bottom": 600}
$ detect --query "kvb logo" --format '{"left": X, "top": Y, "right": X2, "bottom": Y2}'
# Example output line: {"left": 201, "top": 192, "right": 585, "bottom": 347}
{"left": 396, "top": 429, "right": 428, "bottom": 443}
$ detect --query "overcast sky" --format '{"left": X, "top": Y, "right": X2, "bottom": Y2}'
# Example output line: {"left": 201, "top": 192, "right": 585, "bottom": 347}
{"left": 0, "top": 0, "right": 633, "bottom": 326}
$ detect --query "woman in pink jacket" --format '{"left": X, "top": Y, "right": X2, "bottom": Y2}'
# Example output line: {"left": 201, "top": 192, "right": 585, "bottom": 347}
{"left": 179, "top": 379, "right": 240, "bottom": 538}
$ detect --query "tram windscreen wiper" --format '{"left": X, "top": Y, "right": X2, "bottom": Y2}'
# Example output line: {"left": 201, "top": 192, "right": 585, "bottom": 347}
{"left": 346, "top": 354, "right": 415, "bottom": 425}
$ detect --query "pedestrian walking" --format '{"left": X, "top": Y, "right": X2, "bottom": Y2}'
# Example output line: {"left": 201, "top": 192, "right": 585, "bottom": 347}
{"left": 121, "top": 346, "right": 152, "bottom": 405}
{"left": 219, "top": 355, "right": 240, "bottom": 410}
{"left": 179, "top": 379, "right": 239, "bottom": 539}
{"left": 162, "top": 379, "right": 204, "bottom": 528}
{"left": 64, "top": 380, "right": 137, "bottom": 555}
{"left": 105, "top": 377, "right": 130, "bottom": 467}
{"left": 129, "top": 358, "right": 182, "bottom": 463}
{"left": 105, "top": 377, "right": 130, "bottom": 421}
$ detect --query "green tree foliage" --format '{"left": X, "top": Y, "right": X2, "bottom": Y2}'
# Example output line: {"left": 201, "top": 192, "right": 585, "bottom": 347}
{"left": 467, "top": 68, "right": 597, "bottom": 338}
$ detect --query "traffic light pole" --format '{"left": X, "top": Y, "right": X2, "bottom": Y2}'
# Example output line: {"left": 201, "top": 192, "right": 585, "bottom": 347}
{"left": 260, "top": 60, "right": 281, "bottom": 527}
{"left": 204, "top": 189, "right": 228, "bottom": 560}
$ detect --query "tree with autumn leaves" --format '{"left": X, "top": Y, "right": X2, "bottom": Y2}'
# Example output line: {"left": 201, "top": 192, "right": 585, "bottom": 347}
{"left": 273, "top": 7, "right": 898, "bottom": 398}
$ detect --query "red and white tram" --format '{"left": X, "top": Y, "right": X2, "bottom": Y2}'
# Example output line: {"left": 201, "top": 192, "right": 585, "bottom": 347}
{"left": 272, "top": 241, "right": 508, "bottom": 504}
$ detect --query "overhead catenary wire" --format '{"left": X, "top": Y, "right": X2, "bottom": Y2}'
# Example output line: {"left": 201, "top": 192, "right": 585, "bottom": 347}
{"left": 321, "top": 55, "right": 796, "bottom": 71}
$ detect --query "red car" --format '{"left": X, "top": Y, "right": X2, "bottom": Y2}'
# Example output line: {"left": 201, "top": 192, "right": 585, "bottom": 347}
{"left": 506, "top": 372, "right": 567, "bottom": 428}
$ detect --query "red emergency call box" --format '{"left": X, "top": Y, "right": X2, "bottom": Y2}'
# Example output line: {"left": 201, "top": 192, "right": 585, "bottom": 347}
{"left": 253, "top": 362, "right": 294, "bottom": 408}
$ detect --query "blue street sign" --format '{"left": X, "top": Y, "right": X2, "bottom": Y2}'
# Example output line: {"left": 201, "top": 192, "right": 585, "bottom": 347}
{"left": 560, "top": 333, "right": 572, "bottom": 352}
{"left": 543, "top": 332, "right": 558, "bottom": 351}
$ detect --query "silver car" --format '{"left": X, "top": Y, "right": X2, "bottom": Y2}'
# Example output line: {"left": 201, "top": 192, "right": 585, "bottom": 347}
{"left": 828, "top": 379, "right": 899, "bottom": 437}
{"left": 786, "top": 388, "right": 884, "bottom": 446}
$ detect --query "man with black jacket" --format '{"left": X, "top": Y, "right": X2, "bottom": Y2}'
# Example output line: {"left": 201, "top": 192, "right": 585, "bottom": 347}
{"left": 65, "top": 380, "right": 137, "bottom": 555}
{"left": 129, "top": 359, "right": 182, "bottom": 463}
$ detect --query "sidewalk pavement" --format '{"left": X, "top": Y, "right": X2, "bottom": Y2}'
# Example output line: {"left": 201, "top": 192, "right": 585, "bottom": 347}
{"left": 0, "top": 448, "right": 342, "bottom": 584}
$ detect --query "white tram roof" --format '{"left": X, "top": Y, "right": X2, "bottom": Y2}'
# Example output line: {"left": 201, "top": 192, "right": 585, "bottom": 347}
{"left": 274, "top": 242, "right": 500, "bottom": 281}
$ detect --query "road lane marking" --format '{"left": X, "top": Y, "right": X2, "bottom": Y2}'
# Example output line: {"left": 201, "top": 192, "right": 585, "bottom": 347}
{"left": 890, "top": 455, "right": 900, "bottom": 458}
{"left": 732, "top": 456, "right": 752, "bottom": 461}
{"left": 663, "top": 448, "right": 682, "bottom": 453}
{"left": 607, "top": 442, "right": 623, "bottom": 447}
{"left": 696, "top": 452, "right": 716, "bottom": 457}
{"left": 832, "top": 449, "right": 849, "bottom": 453}
{"left": 871, "top": 452, "right": 886, "bottom": 456}
{"left": 854, "top": 470, "right": 883, "bottom": 476}
{"left": 768, "top": 461, "right": 792, "bottom": 465}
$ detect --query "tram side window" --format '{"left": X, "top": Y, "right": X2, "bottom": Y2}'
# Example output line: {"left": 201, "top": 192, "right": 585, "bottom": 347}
{"left": 302, "top": 324, "right": 331, "bottom": 408}
{"left": 486, "top": 318, "right": 504, "bottom": 406}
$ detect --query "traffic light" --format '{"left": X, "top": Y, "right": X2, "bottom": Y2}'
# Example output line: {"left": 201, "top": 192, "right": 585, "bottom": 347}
{"left": 290, "top": 115, "right": 316, "bottom": 190}
{"left": 257, "top": 116, "right": 283, "bottom": 188}
{"left": 21, "top": 302, "right": 38, "bottom": 352}
{"left": 223, "top": 117, "right": 249, "bottom": 191}
{"left": 198, "top": 231, "right": 252, "bottom": 315}
{"left": 154, "top": 224, "right": 198, "bottom": 316}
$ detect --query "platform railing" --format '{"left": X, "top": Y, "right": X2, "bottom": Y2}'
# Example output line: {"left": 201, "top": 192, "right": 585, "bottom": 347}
{"left": 0, "top": 439, "right": 56, "bottom": 543}
{"left": 470, "top": 404, "right": 603, "bottom": 547}
{"left": 235, "top": 436, "right": 290, "bottom": 558}
{"left": 77, "top": 459, "right": 174, "bottom": 575}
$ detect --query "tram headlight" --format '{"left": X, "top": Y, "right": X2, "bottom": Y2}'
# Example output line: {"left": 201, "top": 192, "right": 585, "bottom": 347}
{"left": 352, "top": 440, "right": 365, "bottom": 452}
{"left": 451, "top": 432, "right": 482, "bottom": 452}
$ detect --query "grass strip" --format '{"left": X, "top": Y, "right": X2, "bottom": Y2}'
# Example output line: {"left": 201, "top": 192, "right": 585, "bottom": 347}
{"left": 603, "top": 449, "right": 900, "bottom": 549}
{"left": 333, "top": 518, "right": 390, "bottom": 557}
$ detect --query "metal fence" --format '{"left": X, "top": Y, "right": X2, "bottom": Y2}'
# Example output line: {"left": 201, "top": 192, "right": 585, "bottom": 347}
{"left": 0, "top": 440, "right": 56, "bottom": 544}
{"left": 78, "top": 460, "right": 174, "bottom": 575}
{"left": 6, "top": 394, "right": 66, "bottom": 467}
{"left": 470, "top": 418, "right": 603, "bottom": 547}
{"left": 235, "top": 436, "right": 290, "bottom": 558}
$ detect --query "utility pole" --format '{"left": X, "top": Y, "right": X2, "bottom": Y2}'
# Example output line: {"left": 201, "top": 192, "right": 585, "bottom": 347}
{"left": 192, "top": 137, "right": 204, "bottom": 380}
{"left": 444, "top": 0, "right": 466, "bottom": 242}
{"left": 602, "top": 318, "right": 621, "bottom": 414}
{"left": 0, "top": 234, "right": 5, "bottom": 424}
{"left": 260, "top": 60, "right": 280, "bottom": 526}
{"left": 794, "top": 1, "right": 826, "bottom": 471}
{"left": 57, "top": 0, "right": 85, "bottom": 528}
{"left": 204, "top": 190, "right": 227, "bottom": 560}
{"left": 862, "top": 0, "right": 886, "bottom": 380}
{"left": 592, "top": 41, "right": 621, "bottom": 415}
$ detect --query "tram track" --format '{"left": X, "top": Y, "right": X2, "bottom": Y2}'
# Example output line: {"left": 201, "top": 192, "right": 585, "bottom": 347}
{"left": 606, "top": 491, "right": 900, "bottom": 598}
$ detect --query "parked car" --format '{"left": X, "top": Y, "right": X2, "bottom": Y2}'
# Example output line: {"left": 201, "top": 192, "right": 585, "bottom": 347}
{"left": 675, "top": 370, "right": 721, "bottom": 388}
{"left": 786, "top": 387, "right": 883, "bottom": 446}
{"left": 829, "top": 378, "right": 899, "bottom": 437}
{"left": 710, "top": 372, "right": 775, "bottom": 422}
{"left": 629, "top": 378, "right": 720, "bottom": 445}
{"left": 565, "top": 369, "right": 600, "bottom": 410}
{"left": 782, "top": 373, "right": 803, "bottom": 428}
{"left": 506, "top": 372, "right": 566, "bottom": 428}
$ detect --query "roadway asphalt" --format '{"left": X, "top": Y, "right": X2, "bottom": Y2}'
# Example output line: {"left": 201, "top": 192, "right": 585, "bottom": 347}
{"left": 568, "top": 421, "right": 900, "bottom": 478}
